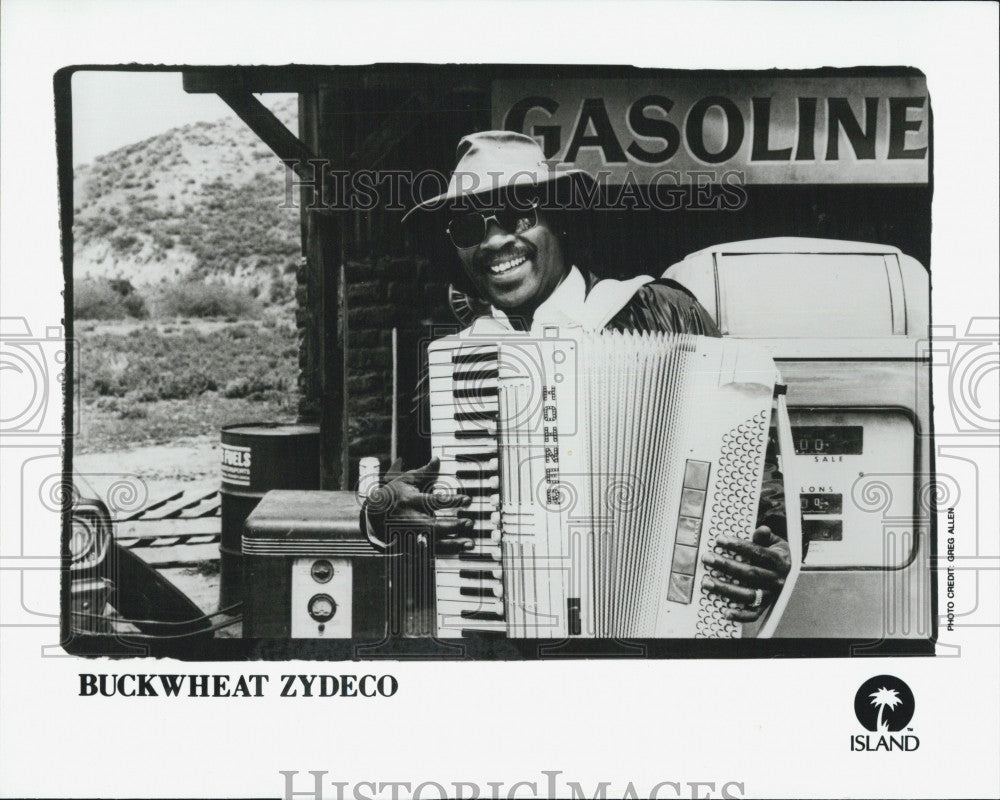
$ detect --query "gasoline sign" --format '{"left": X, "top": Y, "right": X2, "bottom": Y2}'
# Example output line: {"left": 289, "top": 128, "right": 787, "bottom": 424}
{"left": 493, "top": 75, "right": 929, "bottom": 184}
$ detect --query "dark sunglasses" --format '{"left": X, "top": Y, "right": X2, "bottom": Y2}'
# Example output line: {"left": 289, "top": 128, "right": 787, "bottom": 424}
{"left": 446, "top": 201, "right": 538, "bottom": 249}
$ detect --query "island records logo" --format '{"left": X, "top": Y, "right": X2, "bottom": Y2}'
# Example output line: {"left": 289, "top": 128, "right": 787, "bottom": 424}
{"left": 850, "top": 675, "right": 919, "bottom": 752}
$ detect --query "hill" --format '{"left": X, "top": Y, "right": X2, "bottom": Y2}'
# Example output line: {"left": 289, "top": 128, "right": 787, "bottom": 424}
{"left": 73, "top": 97, "right": 301, "bottom": 302}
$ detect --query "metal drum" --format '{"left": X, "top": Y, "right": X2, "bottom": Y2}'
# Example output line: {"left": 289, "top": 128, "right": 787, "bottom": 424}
{"left": 219, "top": 422, "right": 320, "bottom": 607}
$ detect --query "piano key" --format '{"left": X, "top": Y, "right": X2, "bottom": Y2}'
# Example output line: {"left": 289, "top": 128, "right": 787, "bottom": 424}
{"left": 451, "top": 485, "right": 499, "bottom": 498}
{"left": 433, "top": 441, "right": 497, "bottom": 457}
{"left": 459, "top": 568, "right": 504, "bottom": 581}
{"left": 452, "top": 368, "right": 499, "bottom": 381}
{"left": 429, "top": 373, "right": 499, "bottom": 391}
{"left": 455, "top": 428, "right": 496, "bottom": 440}
{"left": 451, "top": 350, "right": 499, "bottom": 365}
{"left": 460, "top": 585, "right": 504, "bottom": 599}
{"left": 459, "top": 610, "right": 505, "bottom": 622}
{"left": 446, "top": 474, "right": 499, "bottom": 490}
{"left": 428, "top": 507, "right": 497, "bottom": 525}
{"left": 436, "top": 607, "right": 505, "bottom": 624}
{"left": 436, "top": 563, "right": 502, "bottom": 579}
{"left": 453, "top": 451, "right": 498, "bottom": 463}
{"left": 454, "top": 410, "right": 498, "bottom": 423}
{"left": 428, "top": 422, "right": 496, "bottom": 440}
{"left": 435, "top": 585, "right": 504, "bottom": 606}
{"left": 430, "top": 394, "right": 498, "bottom": 414}
{"left": 428, "top": 348, "right": 497, "bottom": 367}
{"left": 453, "top": 386, "right": 498, "bottom": 399}
{"left": 467, "top": 528, "right": 502, "bottom": 541}
{"left": 437, "top": 554, "right": 502, "bottom": 571}
{"left": 458, "top": 542, "right": 502, "bottom": 559}
{"left": 437, "top": 611, "right": 506, "bottom": 631}
{"left": 435, "top": 441, "right": 498, "bottom": 456}
{"left": 455, "top": 458, "right": 498, "bottom": 472}
{"left": 436, "top": 574, "right": 503, "bottom": 593}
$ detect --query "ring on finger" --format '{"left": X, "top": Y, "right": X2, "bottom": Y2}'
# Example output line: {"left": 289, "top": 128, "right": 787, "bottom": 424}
{"left": 750, "top": 588, "right": 763, "bottom": 608}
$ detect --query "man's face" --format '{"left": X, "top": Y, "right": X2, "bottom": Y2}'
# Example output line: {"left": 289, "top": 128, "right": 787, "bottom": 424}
{"left": 451, "top": 198, "right": 567, "bottom": 315}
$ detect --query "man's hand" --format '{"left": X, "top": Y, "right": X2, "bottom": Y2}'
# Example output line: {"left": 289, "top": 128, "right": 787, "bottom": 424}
{"left": 365, "top": 457, "right": 476, "bottom": 555}
{"left": 700, "top": 526, "right": 791, "bottom": 622}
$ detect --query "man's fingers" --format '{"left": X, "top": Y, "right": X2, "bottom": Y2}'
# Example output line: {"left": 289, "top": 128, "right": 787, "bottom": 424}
{"left": 715, "top": 534, "right": 789, "bottom": 573}
{"left": 702, "top": 575, "right": 759, "bottom": 605}
{"left": 418, "top": 491, "right": 472, "bottom": 511}
{"left": 407, "top": 492, "right": 473, "bottom": 515}
{"left": 752, "top": 526, "right": 776, "bottom": 546}
{"left": 433, "top": 517, "right": 475, "bottom": 538}
{"left": 432, "top": 517, "right": 476, "bottom": 555}
{"left": 434, "top": 537, "right": 476, "bottom": 556}
{"left": 404, "top": 456, "right": 442, "bottom": 487}
{"left": 383, "top": 457, "right": 405, "bottom": 481}
{"left": 703, "top": 552, "right": 784, "bottom": 590}
{"left": 724, "top": 607, "right": 764, "bottom": 623}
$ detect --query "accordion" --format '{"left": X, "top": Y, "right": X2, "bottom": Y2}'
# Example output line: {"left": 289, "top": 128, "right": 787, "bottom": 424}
{"left": 428, "top": 320, "right": 799, "bottom": 639}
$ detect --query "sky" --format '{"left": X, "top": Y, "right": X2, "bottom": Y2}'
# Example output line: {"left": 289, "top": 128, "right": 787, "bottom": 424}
{"left": 71, "top": 70, "right": 296, "bottom": 165}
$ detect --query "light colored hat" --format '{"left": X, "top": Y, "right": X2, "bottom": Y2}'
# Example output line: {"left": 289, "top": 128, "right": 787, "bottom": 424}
{"left": 402, "top": 130, "right": 594, "bottom": 221}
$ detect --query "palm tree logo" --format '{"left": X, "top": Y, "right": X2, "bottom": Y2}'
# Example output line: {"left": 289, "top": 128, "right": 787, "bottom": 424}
{"left": 869, "top": 686, "right": 903, "bottom": 732}
{"left": 854, "top": 675, "right": 915, "bottom": 732}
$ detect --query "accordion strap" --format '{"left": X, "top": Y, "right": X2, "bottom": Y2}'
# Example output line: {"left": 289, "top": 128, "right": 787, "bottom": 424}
{"left": 758, "top": 385, "right": 804, "bottom": 638}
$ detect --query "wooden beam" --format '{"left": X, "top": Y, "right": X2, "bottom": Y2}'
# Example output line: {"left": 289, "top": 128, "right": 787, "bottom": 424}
{"left": 215, "top": 88, "right": 317, "bottom": 178}
{"left": 182, "top": 67, "right": 319, "bottom": 94}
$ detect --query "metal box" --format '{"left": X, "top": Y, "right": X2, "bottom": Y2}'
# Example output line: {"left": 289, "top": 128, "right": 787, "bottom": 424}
{"left": 242, "top": 490, "right": 386, "bottom": 639}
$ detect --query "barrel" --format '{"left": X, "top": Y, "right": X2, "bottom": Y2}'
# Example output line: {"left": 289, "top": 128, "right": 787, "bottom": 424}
{"left": 219, "top": 422, "right": 320, "bottom": 607}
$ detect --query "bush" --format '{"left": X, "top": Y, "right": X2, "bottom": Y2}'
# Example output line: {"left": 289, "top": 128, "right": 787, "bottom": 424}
{"left": 74, "top": 277, "right": 148, "bottom": 320}
{"left": 121, "top": 293, "right": 148, "bottom": 318}
{"left": 75, "top": 278, "right": 126, "bottom": 320}
{"left": 154, "top": 279, "right": 260, "bottom": 319}
{"left": 77, "top": 321, "right": 297, "bottom": 405}
{"left": 117, "top": 403, "right": 148, "bottom": 420}
{"left": 155, "top": 370, "right": 218, "bottom": 400}
{"left": 222, "top": 375, "right": 285, "bottom": 399}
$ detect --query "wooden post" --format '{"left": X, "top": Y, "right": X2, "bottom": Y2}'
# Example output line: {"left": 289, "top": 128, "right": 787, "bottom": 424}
{"left": 299, "top": 89, "right": 346, "bottom": 490}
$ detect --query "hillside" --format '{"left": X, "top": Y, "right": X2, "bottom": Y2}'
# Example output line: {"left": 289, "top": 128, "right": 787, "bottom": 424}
{"left": 73, "top": 97, "right": 301, "bottom": 300}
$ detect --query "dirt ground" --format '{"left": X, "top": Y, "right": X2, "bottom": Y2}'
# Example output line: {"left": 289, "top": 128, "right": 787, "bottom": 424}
{"left": 75, "top": 434, "right": 220, "bottom": 483}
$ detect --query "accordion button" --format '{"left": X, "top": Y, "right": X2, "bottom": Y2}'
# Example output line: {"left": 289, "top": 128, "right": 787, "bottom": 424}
{"left": 667, "top": 573, "right": 694, "bottom": 604}
{"left": 671, "top": 544, "right": 698, "bottom": 576}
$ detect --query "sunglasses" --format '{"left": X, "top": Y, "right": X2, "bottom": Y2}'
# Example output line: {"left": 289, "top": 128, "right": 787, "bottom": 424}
{"left": 446, "top": 201, "right": 538, "bottom": 249}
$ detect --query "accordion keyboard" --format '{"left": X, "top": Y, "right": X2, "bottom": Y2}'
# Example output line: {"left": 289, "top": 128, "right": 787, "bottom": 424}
{"left": 428, "top": 343, "right": 507, "bottom": 635}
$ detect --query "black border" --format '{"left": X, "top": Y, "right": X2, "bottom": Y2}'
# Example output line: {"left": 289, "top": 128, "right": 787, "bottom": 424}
{"left": 56, "top": 64, "right": 937, "bottom": 660}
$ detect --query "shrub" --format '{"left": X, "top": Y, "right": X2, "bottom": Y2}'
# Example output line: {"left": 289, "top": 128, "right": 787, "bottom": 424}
{"left": 155, "top": 370, "right": 218, "bottom": 400}
{"left": 89, "top": 369, "right": 127, "bottom": 396}
{"left": 74, "top": 277, "right": 147, "bottom": 320}
{"left": 110, "top": 232, "right": 141, "bottom": 255}
{"left": 154, "top": 279, "right": 260, "bottom": 319}
{"left": 222, "top": 375, "right": 286, "bottom": 399}
{"left": 75, "top": 278, "right": 126, "bottom": 320}
{"left": 121, "top": 292, "right": 148, "bottom": 318}
{"left": 117, "top": 403, "right": 148, "bottom": 420}
{"left": 221, "top": 377, "right": 253, "bottom": 398}
{"left": 77, "top": 321, "right": 298, "bottom": 406}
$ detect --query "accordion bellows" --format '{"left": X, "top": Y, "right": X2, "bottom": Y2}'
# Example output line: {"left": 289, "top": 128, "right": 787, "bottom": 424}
{"left": 428, "top": 323, "right": 780, "bottom": 639}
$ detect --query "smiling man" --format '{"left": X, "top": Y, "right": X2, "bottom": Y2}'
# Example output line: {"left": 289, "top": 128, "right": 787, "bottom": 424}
{"left": 367, "top": 130, "right": 790, "bottom": 628}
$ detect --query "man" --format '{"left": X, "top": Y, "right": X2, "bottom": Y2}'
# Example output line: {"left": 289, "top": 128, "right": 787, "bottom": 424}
{"left": 368, "top": 130, "right": 790, "bottom": 626}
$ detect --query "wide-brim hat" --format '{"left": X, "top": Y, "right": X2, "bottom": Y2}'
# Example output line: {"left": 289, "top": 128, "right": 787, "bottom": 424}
{"left": 402, "top": 130, "right": 595, "bottom": 222}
